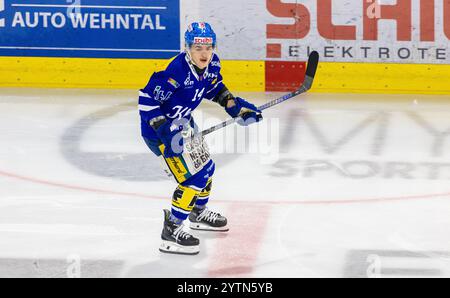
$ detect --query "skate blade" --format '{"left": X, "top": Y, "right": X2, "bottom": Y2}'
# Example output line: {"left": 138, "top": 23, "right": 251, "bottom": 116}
{"left": 159, "top": 240, "right": 200, "bottom": 255}
{"left": 190, "top": 222, "right": 229, "bottom": 232}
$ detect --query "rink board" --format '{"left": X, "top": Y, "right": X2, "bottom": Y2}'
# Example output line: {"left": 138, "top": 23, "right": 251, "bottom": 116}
{"left": 1, "top": 56, "right": 450, "bottom": 94}
{"left": 0, "top": 56, "right": 265, "bottom": 92}
{"left": 0, "top": 0, "right": 181, "bottom": 59}
{"left": 1, "top": 0, "right": 449, "bottom": 94}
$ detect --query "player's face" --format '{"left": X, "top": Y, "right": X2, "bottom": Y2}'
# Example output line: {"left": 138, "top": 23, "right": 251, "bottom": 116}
{"left": 189, "top": 44, "right": 214, "bottom": 69}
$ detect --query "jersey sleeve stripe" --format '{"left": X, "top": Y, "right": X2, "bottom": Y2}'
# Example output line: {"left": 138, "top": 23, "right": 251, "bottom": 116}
{"left": 139, "top": 91, "right": 152, "bottom": 98}
{"left": 206, "top": 80, "right": 223, "bottom": 94}
{"left": 139, "top": 105, "right": 160, "bottom": 112}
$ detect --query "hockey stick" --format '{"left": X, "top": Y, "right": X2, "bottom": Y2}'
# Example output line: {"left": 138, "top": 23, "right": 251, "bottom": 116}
{"left": 196, "top": 51, "right": 319, "bottom": 138}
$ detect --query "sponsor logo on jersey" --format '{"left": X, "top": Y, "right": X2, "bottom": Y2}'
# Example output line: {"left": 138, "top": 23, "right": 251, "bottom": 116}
{"left": 194, "top": 37, "right": 213, "bottom": 45}
{"left": 167, "top": 78, "right": 180, "bottom": 88}
{"left": 210, "top": 60, "right": 221, "bottom": 68}
{"left": 206, "top": 72, "right": 218, "bottom": 80}
{"left": 153, "top": 85, "right": 172, "bottom": 102}
{"left": 184, "top": 72, "right": 194, "bottom": 88}
{"left": 168, "top": 158, "right": 187, "bottom": 176}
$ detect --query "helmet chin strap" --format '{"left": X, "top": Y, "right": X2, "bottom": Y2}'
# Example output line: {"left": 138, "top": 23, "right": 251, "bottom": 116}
{"left": 185, "top": 48, "right": 196, "bottom": 67}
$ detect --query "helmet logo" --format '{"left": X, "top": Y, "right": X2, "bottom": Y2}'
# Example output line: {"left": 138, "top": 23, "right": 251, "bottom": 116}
{"left": 194, "top": 37, "right": 213, "bottom": 44}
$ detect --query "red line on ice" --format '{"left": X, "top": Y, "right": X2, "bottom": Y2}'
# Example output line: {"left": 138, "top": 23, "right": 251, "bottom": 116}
{"left": 0, "top": 169, "right": 167, "bottom": 200}
{"left": 206, "top": 203, "right": 271, "bottom": 277}
{"left": 0, "top": 169, "right": 449, "bottom": 205}
{"left": 1, "top": 168, "right": 450, "bottom": 277}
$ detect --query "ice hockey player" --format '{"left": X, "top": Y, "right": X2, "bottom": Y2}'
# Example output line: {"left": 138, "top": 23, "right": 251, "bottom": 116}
{"left": 138, "top": 22, "right": 263, "bottom": 255}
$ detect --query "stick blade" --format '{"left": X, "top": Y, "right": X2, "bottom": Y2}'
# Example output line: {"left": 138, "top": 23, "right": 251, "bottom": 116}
{"left": 305, "top": 51, "right": 319, "bottom": 79}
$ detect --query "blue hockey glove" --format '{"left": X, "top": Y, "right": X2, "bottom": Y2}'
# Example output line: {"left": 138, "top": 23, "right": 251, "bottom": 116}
{"left": 155, "top": 121, "right": 184, "bottom": 158}
{"left": 225, "top": 97, "right": 263, "bottom": 127}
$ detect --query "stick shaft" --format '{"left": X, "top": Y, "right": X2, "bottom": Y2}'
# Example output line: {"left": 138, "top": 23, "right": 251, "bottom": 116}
{"left": 197, "top": 51, "right": 319, "bottom": 138}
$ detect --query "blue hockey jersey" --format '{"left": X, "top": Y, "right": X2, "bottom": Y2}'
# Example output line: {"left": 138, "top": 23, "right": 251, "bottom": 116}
{"left": 139, "top": 52, "right": 225, "bottom": 141}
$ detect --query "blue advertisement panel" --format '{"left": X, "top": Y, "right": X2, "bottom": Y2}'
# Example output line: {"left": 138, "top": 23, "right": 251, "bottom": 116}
{"left": 0, "top": 0, "right": 180, "bottom": 58}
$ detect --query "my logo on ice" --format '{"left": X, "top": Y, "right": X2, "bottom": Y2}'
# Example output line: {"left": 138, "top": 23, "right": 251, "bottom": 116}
{"left": 0, "top": 0, "right": 5, "bottom": 28}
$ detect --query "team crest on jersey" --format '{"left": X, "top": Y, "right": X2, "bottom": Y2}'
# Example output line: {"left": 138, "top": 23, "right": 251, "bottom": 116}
{"left": 184, "top": 72, "right": 195, "bottom": 88}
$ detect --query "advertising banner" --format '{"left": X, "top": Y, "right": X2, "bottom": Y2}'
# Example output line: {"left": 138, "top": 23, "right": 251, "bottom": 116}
{"left": 183, "top": 0, "right": 450, "bottom": 64}
{"left": 0, "top": 0, "right": 180, "bottom": 58}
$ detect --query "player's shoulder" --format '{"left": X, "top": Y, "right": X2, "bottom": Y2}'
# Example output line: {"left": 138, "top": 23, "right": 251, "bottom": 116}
{"left": 142, "top": 54, "right": 186, "bottom": 93}
{"left": 143, "top": 53, "right": 185, "bottom": 91}
{"left": 162, "top": 52, "right": 190, "bottom": 86}
{"left": 165, "top": 53, "right": 189, "bottom": 75}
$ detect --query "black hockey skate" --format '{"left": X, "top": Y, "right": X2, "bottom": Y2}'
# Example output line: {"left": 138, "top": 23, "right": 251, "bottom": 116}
{"left": 189, "top": 207, "right": 229, "bottom": 232}
{"left": 160, "top": 209, "right": 200, "bottom": 255}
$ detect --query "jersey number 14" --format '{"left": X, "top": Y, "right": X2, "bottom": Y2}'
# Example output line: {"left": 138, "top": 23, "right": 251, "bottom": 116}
{"left": 192, "top": 88, "right": 205, "bottom": 102}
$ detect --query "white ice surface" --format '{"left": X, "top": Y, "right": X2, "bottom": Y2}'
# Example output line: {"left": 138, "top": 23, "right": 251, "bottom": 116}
{"left": 0, "top": 88, "right": 449, "bottom": 277}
